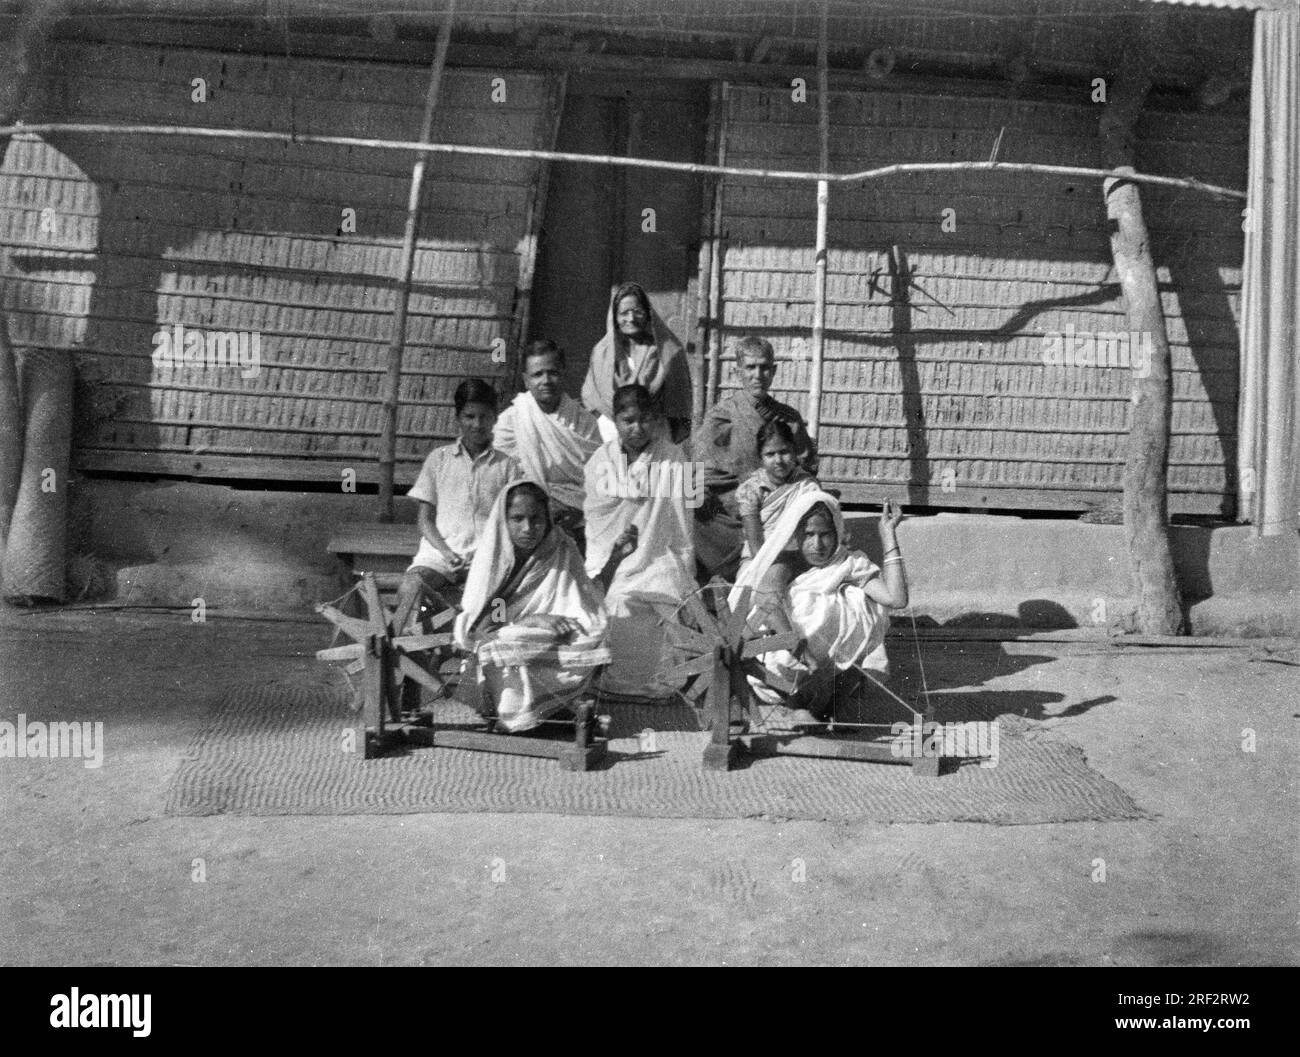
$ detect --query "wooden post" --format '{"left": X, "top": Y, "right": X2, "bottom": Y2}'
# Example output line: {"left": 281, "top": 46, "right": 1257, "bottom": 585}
{"left": 507, "top": 73, "right": 566, "bottom": 388}
{"left": 705, "top": 83, "right": 729, "bottom": 408}
{"left": 690, "top": 81, "right": 723, "bottom": 428}
{"left": 690, "top": 228, "right": 712, "bottom": 428}
{"left": 377, "top": 2, "right": 455, "bottom": 523}
{"left": 1099, "top": 31, "right": 1185, "bottom": 635}
{"left": 807, "top": 1, "right": 830, "bottom": 440}
{"left": 702, "top": 645, "right": 737, "bottom": 770}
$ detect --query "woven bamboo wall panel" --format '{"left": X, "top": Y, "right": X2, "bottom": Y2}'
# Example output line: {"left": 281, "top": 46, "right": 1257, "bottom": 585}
{"left": 0, "top": 41, "right": 558, "bottom": 481}
{"left": 716, "top": 84, "right": 1244, "bottom": 514}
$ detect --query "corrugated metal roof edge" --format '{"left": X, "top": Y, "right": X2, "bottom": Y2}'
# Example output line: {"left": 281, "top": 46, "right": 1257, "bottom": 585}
{"left": 1138, "top": 0, "right": 1296, "bottom": 10}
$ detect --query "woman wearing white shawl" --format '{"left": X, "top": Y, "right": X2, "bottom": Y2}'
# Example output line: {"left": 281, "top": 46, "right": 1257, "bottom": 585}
{"left": 730, "top": 491, "right": 909, "bottom": 719}
{"left": 582, "top": 281, "right": 692, "bottom": 444}
{"left": 453, "top": 481, "right": 611, "bottom": 733}
{"left": 584, "top": 384, "right": 697, "bottom": 701}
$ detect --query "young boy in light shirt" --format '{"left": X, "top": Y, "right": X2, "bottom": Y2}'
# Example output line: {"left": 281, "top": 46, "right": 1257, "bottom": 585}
{"left": 395, "top": 378, "right": 519, "bottom": 623}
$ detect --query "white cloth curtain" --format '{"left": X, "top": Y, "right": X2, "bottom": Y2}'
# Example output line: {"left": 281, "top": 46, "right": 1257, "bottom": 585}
{"left": 1239, "top": 7, "right": 1300, "bottom": 536}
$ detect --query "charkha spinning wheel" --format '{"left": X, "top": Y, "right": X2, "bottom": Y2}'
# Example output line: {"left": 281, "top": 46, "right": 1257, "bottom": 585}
{"left": 654, "top": 580, "right": 941, "bottom": 775}
{"left": 316, "top": 572, "right": 609, "bottom": 769}
{"left": 653, "top": 582, "right": 800, "bottom": 770}
{"left": 316, "top": 572, "right": 459, "bottom": 758}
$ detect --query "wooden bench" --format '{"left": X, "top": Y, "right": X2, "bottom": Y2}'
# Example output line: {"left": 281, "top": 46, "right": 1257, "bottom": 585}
{"left": 327, "top": 523, "right": 423, "bottom": 595}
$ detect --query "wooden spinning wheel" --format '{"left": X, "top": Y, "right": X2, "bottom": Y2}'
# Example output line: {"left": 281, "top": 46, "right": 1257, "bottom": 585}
{"left": 316, "top": 572, "right": 609, "bottom": 769}
{"left": 655, "top": 580, "right": 941, "bottom": 775}
{"left": 653, "top": 583, "right": 799, "bottom": 770}
{"left": 316, "top": 572, "right": 459, "bottom": 758}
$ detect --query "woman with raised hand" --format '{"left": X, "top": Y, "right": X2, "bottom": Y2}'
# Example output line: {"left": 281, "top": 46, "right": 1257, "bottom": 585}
{"left": 730, "top": 492, "right": 908, "bottom": 724}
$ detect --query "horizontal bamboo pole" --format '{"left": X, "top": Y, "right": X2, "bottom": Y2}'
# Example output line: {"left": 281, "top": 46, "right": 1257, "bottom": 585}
{"left": 0, "top": 122, "right": 1248, "bottom": 200}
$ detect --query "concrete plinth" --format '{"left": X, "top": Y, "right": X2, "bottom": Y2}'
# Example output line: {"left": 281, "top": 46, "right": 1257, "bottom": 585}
{"left": 16, "top": 479, "right": 1294, "bottom": 638}
{"left": 844, "top": 512, "right": 1299, "bottom": 637}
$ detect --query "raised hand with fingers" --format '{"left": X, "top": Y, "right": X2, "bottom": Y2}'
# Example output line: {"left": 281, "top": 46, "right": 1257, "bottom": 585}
{"left": 879, "top": 497, "right": 904, "bottom": 538}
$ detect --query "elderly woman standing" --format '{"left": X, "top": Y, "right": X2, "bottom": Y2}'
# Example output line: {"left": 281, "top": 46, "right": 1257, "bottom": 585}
{"left": 582, "top": 281, "right": 692, "bottom": 444}
{"left": 730, "top": 491, "right": 909, "bottom": 723}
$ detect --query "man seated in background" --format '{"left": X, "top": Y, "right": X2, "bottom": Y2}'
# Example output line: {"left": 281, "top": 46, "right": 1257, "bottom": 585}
{"left": 689, "top": 336, "right": 817, "bottom": 582}
{"left": 493, "top": 340, "right": 601, "bottom": 551}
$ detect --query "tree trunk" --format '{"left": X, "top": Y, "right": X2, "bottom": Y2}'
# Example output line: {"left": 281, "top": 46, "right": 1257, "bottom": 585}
{"left": 1098, "top": 41, "right": 1186, "bottom": 636}
{"left": 0, "top": 2, "right": 65, "bottom": 555}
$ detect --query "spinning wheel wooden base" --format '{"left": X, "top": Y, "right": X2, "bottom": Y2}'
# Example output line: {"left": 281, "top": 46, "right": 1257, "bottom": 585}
{"left": 317, "top": 572, "right": 609, "bottom": 770}
{"left": 374, "top": 702, "right": 609, "bottom": 772}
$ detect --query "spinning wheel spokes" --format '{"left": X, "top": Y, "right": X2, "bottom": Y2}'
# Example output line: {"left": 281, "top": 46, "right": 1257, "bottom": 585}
{"left": 316, "top": 574, "right": 460, "bottom": 731}
{"left": 652, "top": 580, "right": 798, "bottom": 732}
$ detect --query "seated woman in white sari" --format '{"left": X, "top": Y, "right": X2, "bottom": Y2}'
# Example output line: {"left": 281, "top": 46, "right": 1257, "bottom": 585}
{"left": 453, "top": 481, "right": 613, "bottom": 733}
{"left": 730, "top": 491, "right": 909, "bottom": 723}
{"left": 584, "top": 383, "right": 698, "bottom": 701}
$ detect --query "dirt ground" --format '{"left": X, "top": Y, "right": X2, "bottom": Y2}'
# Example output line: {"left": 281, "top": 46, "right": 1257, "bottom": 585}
{"left": 1, "top": 606, "right": 1296, "bottom": 967}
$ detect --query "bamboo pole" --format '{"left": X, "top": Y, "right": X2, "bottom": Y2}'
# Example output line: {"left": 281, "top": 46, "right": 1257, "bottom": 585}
{"left": 0, "top": 122, "right": 1248, "bottom": 200}
{"left": 807, "top": 1, "right": 830, "bottom": 441}
{"left": 690, "top": 81, "right": 723, "bottom": 428}
{"left": 377, "top": 2, "right": 454, "bottom": 523}
{"left": 507, "top": 72, "right": 566, "bottom": 390}
{"left": 705, "top": 83, "right": 730, "bottom": 408}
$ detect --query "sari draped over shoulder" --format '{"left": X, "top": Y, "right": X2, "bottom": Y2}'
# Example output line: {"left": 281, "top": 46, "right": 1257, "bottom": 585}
{"left": 761, "top": 475, "right": 820, "bottom": 531}
{"left": 584, "top": 436, "right": 697, "bottom": 700}
{"left": 493, "top": 391, "right": 600, "bottom": 513}
{"left": 737, "top": 472, "right": 822, "bottom": 567}
{"left": 581, "top": 283, "right": 692, "bottom": 425}
{"left": 731, "top": 490, "right": 890, "bottom": 704}
{"left": 453, "top": 481, "right": 610, "bottom": 732}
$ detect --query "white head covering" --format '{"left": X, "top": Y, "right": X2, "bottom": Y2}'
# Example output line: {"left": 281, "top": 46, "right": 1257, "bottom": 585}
{"left": 732, "top": 490, "right": 890, "bottom": 674}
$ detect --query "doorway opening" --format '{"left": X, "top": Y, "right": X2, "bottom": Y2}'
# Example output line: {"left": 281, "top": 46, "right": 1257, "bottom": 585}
{"left": 529, "top": 76, "right": 711, "bottom": 399}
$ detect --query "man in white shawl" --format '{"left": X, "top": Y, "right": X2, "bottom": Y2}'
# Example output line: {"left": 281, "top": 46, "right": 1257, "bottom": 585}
{"left": 494, "top": 340, "right": 601, "bottom": 543}
{"left": 584, "top": 383, "right": 698, "bottom": 701}
{"left": 731, "top": 491, "right": 909, "bottom": 723}
{"left": 453, "top": 481, "right": 613, "bottom": 733}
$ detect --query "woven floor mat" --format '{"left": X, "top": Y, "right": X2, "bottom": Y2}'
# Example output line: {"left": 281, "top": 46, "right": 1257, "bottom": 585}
{"left": 164, "top": 678, "right": 1151, "bottom": 824}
